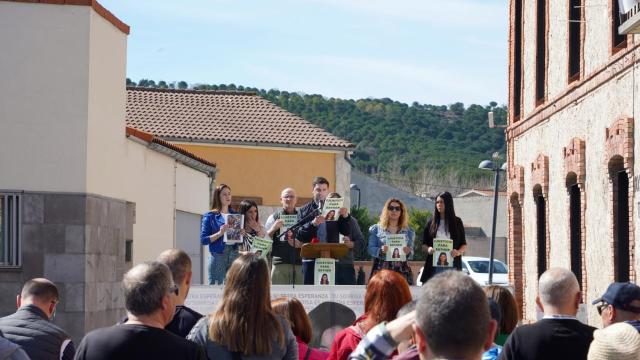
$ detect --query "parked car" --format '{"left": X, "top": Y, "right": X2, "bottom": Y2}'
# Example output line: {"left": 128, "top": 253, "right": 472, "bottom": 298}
{"left": 416, "top": 256, "right": 510, "bottom": 286}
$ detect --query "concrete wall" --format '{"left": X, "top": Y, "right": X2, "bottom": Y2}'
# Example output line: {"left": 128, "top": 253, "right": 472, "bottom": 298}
{"left": 0, "top": 3, "right": 90, "bottom": 192}
{"left": 0, "top": 192, "right": 129, "bottom": 344}
{"left": 455, "top": 195, "right": 508, "bottom": 262}
{"left": 180, "top": 143, "right": 342, "bottom": 206}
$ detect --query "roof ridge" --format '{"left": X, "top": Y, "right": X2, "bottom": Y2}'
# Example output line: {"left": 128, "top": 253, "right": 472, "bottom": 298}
{"left": 126, "top": 86, "right": 257, "bottom": 96}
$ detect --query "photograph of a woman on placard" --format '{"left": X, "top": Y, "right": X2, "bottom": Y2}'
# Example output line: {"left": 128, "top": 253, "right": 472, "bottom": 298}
{"left": 320, "top": 273, "right": 329, "bottom": 285}
{"left": 437, "top": 252, "right": 449, "bottom": 266}
{"left": 392, "top": 248, "right": 401, "bottom": 259}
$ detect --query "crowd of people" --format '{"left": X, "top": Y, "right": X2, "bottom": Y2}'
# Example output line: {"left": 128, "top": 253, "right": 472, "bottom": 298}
{"left": 2, "top": 176, "right": 640, "bottom": 359}
{"left": 1, "top": 249, "right": 640, "bottom": 359}
{"left": 200, "top": 176, "right": 468, "bottom": 286}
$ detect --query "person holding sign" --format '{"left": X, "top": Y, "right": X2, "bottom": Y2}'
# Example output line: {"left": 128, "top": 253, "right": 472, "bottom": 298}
{"left": 199, "top": 184, "right": 244, "bottom": 285}
{"left": 265, "top": 188, "right": 303, "bottom": 285}
{"left": 240, "top": 199, "right": 267, "bottom": 252}
{"left": 368, "top": 198, "right": 415, "bottom": 285}
{"left": 419, "top": 191, "right": 467, "bottom": 285}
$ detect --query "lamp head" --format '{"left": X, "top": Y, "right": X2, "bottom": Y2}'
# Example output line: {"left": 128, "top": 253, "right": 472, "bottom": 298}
{"left": 478, "top": 160, "right": 495, "bottom": 170}
{"left": 350, "top": 183, "right": 360, "bottom": 190}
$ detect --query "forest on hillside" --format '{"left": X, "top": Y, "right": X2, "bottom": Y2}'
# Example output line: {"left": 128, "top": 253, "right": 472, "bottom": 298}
{"left": 127, "top": 79, "right": 508, "bottom": 195}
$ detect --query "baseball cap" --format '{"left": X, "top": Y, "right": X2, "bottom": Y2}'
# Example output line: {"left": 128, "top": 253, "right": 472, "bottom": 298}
{"left": 592, "top": 282, "right": 640, "bottom": 313}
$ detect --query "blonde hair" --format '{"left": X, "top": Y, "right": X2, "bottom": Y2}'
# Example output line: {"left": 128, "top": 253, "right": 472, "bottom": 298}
{"left": 379, "top": 198, "right": 408, "bottom": 230}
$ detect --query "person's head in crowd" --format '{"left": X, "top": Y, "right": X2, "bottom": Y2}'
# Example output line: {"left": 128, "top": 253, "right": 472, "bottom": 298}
{"left": 157, "top": 249, "right": 193, "bottom": 305}
{"left": 487, "top": 298, "right": 502, "bottom": 342}
{"left": 123, "top": 261, "right": 178, "bottom": 326}
{"left": 312, "top": 177, "right": 330, "bottom": 203}
{"left": 212, "top": 183, "right": 232, "bottom": 212}
{"left": 484, "top": 284, "right": 519, "bottom": 336}
{"left": 536, "top": 268, "right": 581, "bottom": 316}
{"left": 592, "top": 282, "right": 640, "bottom": 327}
{"left": 587, "top": 322, "right": 640, "bottom": 360}
{"left": 17, "top": 278, "right": 60, "bottom": 320}
{"left": 363, "top": 270, "right": 412, "bottom": 333}
{"left": 396, "top": 300, "right": 417, "bottom": 354}
{"left": 429, "top": 191, "right": 457, "bottom": 236}
{"left": 415, "top": 271, "right": 496, "bottom": 360}
{"left": 208, "top": 253, "right": 284, "bottom": 355}
{"left": 280, "top": 188, "right": 297, "bottom": 212}
{"left": 271, "top": 297, "right": 313, "bottom": 344}
{"left": 240, "top": 199, "right": 260, "bottom": 224}
{"left": 379, "top": 198, "right": 408, "bottom": 230}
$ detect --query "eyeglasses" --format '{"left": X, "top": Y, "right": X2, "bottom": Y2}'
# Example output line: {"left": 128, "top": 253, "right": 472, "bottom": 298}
{"left": 387, "top": 206, "right": 402, "bottom": 212}
{"left": 168, "top": 284, "right": 179, "bottom": 296}
{"left": 596, "top": 302, "right": 609, "bottom": 315}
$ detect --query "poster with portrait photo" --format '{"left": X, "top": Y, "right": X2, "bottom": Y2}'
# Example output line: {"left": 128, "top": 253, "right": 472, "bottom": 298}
{"left": 385, "top": 234, "right": 407, "bottom": 261}
{"left": 223, "top": 214, "right": 244, "bottom": 244}
{"left": 432, "top": 238, "right": 453, "bottom": 267}
{"left": 314, "top": 258, "right": 335, "bottom": 286}
{"left": 322, "top": 198, "right": 343, "bottom": 222}
{"left": 279, "top": 214, "right": 298, "bottom": 241}
{"left": 250, "top": 237, "right": 272, "bottom": 258}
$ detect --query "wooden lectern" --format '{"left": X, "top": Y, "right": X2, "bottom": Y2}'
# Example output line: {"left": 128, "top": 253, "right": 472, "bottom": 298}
{"left": 301, "top": 243, "right": 349, "bottom": 260}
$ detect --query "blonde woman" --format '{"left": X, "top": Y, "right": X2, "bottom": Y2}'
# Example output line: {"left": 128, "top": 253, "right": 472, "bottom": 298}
{"left": 367, "top": 198, "right": 414, "bottom": 285}
{"left": 187, "top": 253, "right": 297, "bottom": 360}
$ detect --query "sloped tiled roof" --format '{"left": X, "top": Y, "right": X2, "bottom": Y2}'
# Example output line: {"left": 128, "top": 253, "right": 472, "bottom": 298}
{"left": 125, "top": 87, "right": 354, "bottom": 150}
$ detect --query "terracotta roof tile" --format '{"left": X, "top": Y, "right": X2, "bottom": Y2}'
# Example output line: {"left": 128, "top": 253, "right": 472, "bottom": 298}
{"left": 126, "top": 126, "right": 217, "bottom": 168}
{"left": 125, "top": 87, "right": 354, "bottom": 150}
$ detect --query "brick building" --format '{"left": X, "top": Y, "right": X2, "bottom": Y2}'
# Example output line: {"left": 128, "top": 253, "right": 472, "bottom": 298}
{"left": 507, "top": 0, "right": 640, "bottom": 324}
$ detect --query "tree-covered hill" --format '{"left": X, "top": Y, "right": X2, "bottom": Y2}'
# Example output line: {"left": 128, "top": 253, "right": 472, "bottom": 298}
{"left": 127, "top": 79, "right": 507, "bottom": 191}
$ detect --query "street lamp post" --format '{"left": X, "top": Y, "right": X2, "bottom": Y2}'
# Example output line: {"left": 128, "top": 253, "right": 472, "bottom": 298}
{"left": 350, "top": 184, "right": 361, "bottom": 209}
{"left": 478, "top": 158, "right": 507, "bottom": 285}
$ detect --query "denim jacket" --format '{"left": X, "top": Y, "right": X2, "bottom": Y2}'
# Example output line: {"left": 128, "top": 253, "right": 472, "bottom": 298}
{"left": 367, "top": 224, "right": 414, "bottom": 260}
{"left": 200, "top": 210, "right": 238, "bottom": 254}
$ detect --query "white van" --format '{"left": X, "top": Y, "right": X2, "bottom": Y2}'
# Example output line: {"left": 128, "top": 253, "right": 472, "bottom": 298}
{"left": 416, "top": 256, "right": 510, "bottom": 286}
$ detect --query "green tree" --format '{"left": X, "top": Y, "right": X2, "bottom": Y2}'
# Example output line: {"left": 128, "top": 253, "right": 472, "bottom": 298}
{"left": 177, "top": 81, "right": 188, "bottom": 89}
{"left": 408, "top": 207, "right": 431, "bottom": 261}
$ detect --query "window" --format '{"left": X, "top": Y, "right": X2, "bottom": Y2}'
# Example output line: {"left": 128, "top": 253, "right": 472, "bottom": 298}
{"left": 513, "top": 0, "right": 523, "bottom": 121}
{"left": 536, "top": 0, "right": 547, "bottom": 104}
{"left": 612, "top": 0, "right": 627, "bottom": 52}
{"left": 536, "top": 194, "right": 547, "bottom": 278}
{"left": 0, "top": 193, "right": 22, "bottom": 267}
{"left": 568, "top": 0, "right": 582, "bottom": 82}
{"left": 569, "top": 184, "right": 583, "bottom": 290}
{"left": 614, "top": 170, "right": 630, "bottom": 282}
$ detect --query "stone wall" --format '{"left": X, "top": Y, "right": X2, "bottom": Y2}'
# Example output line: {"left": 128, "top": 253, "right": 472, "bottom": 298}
{"left": 0, "top": 192, "right": 131, "bottom": 343}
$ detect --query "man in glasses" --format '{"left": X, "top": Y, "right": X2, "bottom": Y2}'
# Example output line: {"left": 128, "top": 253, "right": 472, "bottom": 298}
{"left": 265, "top": 187, "right": 303, "bottom": 285}
{"left": 592, "top": 282, "right": 640, "bottom": 331}
{"left": 0, "top": 278, "right": 75, "bottom": 360}
{"left": 75, "top": 262, "right": 205, "bottom": 360}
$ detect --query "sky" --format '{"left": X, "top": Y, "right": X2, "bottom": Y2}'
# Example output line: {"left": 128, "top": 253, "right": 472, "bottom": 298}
{"left": 100, "top": 0, "right": 508, "bottom": 107}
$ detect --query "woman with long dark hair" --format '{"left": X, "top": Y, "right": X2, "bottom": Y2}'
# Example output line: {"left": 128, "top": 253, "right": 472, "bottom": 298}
{"left": 239, "top": 199, "right": 266, "bottom": 252}
{"left": 200, "top": 184, "right": 243, "bottom": 285}
{"left": 419, "top": 191, "right": 466, "bottom": 284}
{"left": 187, "top": 253, "right": 297, "bottom": 360}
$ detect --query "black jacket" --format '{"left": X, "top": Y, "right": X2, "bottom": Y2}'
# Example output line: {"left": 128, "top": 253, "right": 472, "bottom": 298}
{"left": 0, "top": 305, "right": 74, "bottom": 360}
{"left": 296, "top": 201, "right": 350, "bottom": 245}
{"left": 420, "top": 216, "right": 466, "bottom": 284}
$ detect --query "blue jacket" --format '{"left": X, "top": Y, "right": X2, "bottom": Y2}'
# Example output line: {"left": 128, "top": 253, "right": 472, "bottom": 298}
{"left": 200, "top": 210, "right": 238, "bottom": 254}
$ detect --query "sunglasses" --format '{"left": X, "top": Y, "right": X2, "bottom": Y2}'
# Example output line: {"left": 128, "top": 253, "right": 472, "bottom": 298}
{"left": 596, "top": 302, "right": 609, "bottom": 315}
{"left": 168, "top": 284, "right": 179, "bottom": 296}
{"left": 387, "top": 205, "right": 402, "bottom": 212}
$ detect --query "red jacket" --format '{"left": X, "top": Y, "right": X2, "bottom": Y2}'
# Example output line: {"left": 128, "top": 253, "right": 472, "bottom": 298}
{"left": 297, "top": 337, "right": 329, "bottom": 360}
{"left": 327, "top": 325, "right": 364, "bottom": 360}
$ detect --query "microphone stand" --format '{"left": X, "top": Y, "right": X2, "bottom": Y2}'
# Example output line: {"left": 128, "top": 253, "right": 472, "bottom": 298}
{"left": 277, "top": 205, "right": 321, "bottom": 288}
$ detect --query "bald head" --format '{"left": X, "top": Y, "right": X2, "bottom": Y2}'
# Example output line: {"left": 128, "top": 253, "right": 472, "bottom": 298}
{"left": 280, "top": 188, "right": 297, "bottom": 211}
{"left": 539, "top": 268, "right": 580, "bottom": 309}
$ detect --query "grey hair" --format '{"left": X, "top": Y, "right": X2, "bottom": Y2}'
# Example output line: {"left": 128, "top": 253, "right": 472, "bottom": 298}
{"left": 157, "top": 249, "right": 191, "bottom": 285}
{"left": 397, "top": 300, "right": 417, "bottom": 318}
{"left": 123, "top": 261, "right": 173, "bottom": 316}
{"left": 538, "top": 268, "right": 579, "bottom": 307}
{"left": 416, "top": 271, "right": 490, "bottom": 359}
